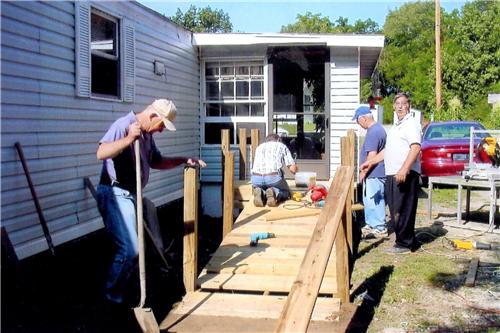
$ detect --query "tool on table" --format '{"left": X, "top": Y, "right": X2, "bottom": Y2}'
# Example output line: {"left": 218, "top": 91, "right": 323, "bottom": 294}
{"left": 133, "top": 140, "right": 160, "bottom": 333}
{"left": 250, "top": 232, "right": 276, "bottom": 246}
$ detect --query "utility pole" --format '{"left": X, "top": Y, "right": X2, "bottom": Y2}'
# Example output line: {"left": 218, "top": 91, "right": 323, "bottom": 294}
{"left": 435, "top": 0, "right": 442, "bottom": 111}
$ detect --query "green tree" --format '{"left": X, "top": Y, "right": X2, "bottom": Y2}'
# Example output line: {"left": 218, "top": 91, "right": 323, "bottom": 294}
{"left": 442, "top": 1, "right": 500, "bottom": 123}
{"left": 170, "top": 5, "right": 232, "bottom": 33}
{"left": 281, "top": 12, "right": 380, "bottom": 34}
{"left": 378, "top": 1, "right": 500, "bottom": 125}
{"left": 378, "top": 2, "right": 436, "bottom": 115}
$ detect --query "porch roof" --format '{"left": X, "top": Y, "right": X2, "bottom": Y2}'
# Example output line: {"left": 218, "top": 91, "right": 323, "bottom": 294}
{"left": 193, "top": 33, "right": 384, "bottom": 79}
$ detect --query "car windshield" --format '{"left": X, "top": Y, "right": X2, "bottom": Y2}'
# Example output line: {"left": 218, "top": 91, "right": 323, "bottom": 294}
{"left": 424, "top": 123, "right": 486, "bottom": 141}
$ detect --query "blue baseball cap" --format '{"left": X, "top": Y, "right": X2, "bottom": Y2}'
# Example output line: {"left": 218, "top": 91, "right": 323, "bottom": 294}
{"left": 352, "top": 106, "right": 372, "bottom": 121}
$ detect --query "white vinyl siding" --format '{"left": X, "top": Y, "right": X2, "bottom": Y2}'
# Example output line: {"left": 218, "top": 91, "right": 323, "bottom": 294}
{"left": 1, "top": 1, "right": 199, "bottom": 259}
{"left": 329, "top": 47, "right": 361, "bottom": 176}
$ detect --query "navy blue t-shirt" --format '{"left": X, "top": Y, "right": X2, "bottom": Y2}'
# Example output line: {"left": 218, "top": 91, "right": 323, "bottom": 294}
{"left": 360, "top": 123, "right": 386, "bottom": 178}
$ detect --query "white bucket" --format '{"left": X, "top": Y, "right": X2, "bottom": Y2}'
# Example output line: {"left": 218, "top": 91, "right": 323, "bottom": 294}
{"left": 295, "top": 171, "right": 317, "bottom": 187}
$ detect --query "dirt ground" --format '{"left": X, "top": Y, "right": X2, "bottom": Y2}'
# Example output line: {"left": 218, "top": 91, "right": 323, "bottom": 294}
{"left": 1, "top": 189, "right": 498, "bottom": 332}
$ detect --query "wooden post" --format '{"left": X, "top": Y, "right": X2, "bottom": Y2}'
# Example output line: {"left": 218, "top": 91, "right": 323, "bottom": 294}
{"left": 275, "top": 166, "right": 354, "bottom": 333}
{"left": 223, "top": 151, "right": 234, "bottom": 238}
{"left": 183, "top": 167, "right": 198, "bottom": 292}
{"left": 238, "top": 128, "right": 247, "bottom": 180}
{"left": 221, "top": 129, "right": 230, "bottom": 213}
{"left": 250, "top": 129, "right": 259, "bottom": 167}
{"left": 336, "top": 206, "right": 350, "bottom": 303}
{"left": 340, "top": 136, "right": 353, "bottom": 252}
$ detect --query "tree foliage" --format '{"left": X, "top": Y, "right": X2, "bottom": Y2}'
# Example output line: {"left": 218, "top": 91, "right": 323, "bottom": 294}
{"left": 378, "top": 1, "right": 500, "bottom": 127}
{"left": 170, "top": 5, "right": 232, "bottom": 33}
{"left": 281, "top": 12, "right": 381, "bottom": 34}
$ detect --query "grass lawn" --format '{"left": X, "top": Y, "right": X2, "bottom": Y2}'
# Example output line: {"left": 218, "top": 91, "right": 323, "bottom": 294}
{"left": 349, "top": 188, "right": 500, "bottom": 332}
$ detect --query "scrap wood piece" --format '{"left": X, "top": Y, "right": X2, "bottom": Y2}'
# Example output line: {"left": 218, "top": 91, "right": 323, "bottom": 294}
{"left": 465, "top": 257, "right": 480, "bottom": 287}
{"left": 265, "top": 209, "right": 321, "bottom": 221}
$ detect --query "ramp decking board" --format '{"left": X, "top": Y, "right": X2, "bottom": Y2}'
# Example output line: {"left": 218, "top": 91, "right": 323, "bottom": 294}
{"left": 160, "top": 181, "right": 352, "bottom": 332}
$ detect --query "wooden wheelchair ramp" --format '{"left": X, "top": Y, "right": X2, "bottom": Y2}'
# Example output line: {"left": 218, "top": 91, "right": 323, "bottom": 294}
{"left": 160, "top": 165, "right": 356, "bottom": 332}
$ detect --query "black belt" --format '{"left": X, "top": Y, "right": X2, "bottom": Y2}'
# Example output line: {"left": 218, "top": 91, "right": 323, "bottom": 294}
{"left": 252, "top": 172, "right": 279, "bottom": 176}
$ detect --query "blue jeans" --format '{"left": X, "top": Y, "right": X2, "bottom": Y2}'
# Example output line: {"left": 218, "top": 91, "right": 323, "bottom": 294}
{"left": 251, "top": 175, "right": 291, "bottom": 201}
{"left": 96, "top": 184, "right": 138, "bottom": 303}
{"left": 363, "top": 177, "right": 386, "bottom": 231}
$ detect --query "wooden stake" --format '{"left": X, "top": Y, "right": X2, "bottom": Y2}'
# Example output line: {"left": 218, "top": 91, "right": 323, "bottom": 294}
{"left": 239, "top": 128, "right": 247, "bottom": 180}
{"left": 221, "top": 129, "right": 230, "bottom": 213}
{"left": 183, "top": 167, "right": 198, "bottom": 292}
{"left": 223, "top": 152, "right": 234, "bottom": 238}
{"left": 465, "top": 257, "right": 479, "bottom": 287}
{"left": 251, "top": 129, "right": 259, "bottom": 167}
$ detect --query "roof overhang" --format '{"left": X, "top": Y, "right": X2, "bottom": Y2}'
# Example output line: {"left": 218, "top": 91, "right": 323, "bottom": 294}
{"left": 193, "top": 33, "right": 384, "bottom": 48}
{"left": 194, "top": 33, "right": 384, "bottom": 79}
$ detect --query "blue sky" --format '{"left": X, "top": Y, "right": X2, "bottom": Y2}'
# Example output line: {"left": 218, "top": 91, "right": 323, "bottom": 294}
{"left": 139, "top": 1, "right": 466, "bottom": 33}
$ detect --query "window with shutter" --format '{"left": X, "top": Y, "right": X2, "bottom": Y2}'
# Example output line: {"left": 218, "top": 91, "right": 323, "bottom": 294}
{"left": 75, "top": 3, "right": 135, "bottom": 102}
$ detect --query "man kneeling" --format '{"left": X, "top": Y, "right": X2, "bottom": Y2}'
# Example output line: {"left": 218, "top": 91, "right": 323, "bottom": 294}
{"left": 251, "top": 134, "right": 298, "bottom": 207}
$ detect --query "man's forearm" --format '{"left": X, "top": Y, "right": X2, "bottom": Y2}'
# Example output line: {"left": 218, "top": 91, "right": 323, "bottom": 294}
{"left": 152, "top": 156, "right": 187, "bottom": 169}
{"left": 97, "top": 137, "right": 133, "bottom": 160}
{"left": 400, "top": 144, "right": 420, "bottom": 173}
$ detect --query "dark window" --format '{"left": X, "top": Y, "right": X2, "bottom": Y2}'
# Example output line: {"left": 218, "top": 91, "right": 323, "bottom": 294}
{"left": 205, "top": 123, "right": 235, "bottom": 144}
{"left": 91, "top": 10, "right": 120, "bottom": 98}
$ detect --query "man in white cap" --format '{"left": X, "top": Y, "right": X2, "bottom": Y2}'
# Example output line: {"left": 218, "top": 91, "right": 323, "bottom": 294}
{"left": 353, "top": 106, "right": 387, "bottom": 238}
{"left": 96, "top": 99, "right": 206, "bottom": 305}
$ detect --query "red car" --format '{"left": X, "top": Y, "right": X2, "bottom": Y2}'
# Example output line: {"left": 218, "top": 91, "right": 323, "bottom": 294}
{"left": 421, "top": 121, "right": 490, "bottom": 181}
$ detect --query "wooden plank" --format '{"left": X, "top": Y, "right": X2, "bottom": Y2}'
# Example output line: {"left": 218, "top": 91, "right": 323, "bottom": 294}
{"left": 162, "top": 292, "right": 340, "bottom": 323}
{"left": 465, "top": 257, "right": 480, "bottom": 287}
{"left": 275, "top": 166, "right": 354, "bottom": 333}
{"left": 251, "top": 128, "right": 259, "bottom": 166}
{"left": 205, "top": 257, "right": 337, "bottom": 277}
{"left": 161, "top": 314, "right": 348, "bottom": 333}
{"left": 335, "top": 214, "right": 349, "bottom": 302}
{"left": 183, "top": 167, "right": 198, "bottom": 292}
{"left": 265, "top": 209, "right": 321, "bottom": 221}
{"left": 220, "top": 235, "right": 313, "bottom": 248}
{"left": 223, "top": 152, "right": 234, "bottom": 238}
{"left": 198, "top": 272, "right": 336, "bottom": 294}
{"left": 239, "top": 128, "right": 247, "bottom": 180}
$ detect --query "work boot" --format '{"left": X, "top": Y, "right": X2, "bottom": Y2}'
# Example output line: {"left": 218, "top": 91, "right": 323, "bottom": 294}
{"left": 265, "top": 188, "right": 278, "bottom": 207}
{"left": 253, "top": 187, "right": 264, "bottom": 207}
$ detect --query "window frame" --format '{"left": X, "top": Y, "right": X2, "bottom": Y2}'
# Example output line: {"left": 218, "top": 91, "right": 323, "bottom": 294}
{"left": 90, "top": 7, "right": 121, "bottom": 100}
{"left": 201, "top": 57, "right": 268, "bottom": 146}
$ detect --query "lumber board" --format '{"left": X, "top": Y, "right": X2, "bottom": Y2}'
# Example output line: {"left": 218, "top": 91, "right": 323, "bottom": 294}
{"left": 465, "top": 257, "right": 480, "bottom": 287}
{"left": 265, "top": 208, "right": 321, "bottom": 221}
{"left": 223, "top": 151, "right": 234, "bottom": 237}
{"left": 275, "top": 166, "right": 354, "bottom": 332}
{"left": 162, "top": 292, "right": 340, "bottom": 324}
{"left": 197, "top": 272, "right": 337, "bottom": 294}
{"left": 220, "top": 235, "right": 314, "bottom": 248}
{"left": 231, "top": 223, "right": 314, "bottom": 236}
{"left": 204, "top": 257, "right": 338, "bottom": 277}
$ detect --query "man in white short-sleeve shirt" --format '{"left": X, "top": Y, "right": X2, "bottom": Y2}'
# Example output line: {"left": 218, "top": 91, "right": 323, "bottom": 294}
{"left": 361, "top": 93, "right": 421, "bottom": 254}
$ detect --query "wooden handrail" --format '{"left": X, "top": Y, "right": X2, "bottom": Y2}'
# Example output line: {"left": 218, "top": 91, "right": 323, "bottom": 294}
{"left": 274, "top": 166, "right": 354, "bottom": 333}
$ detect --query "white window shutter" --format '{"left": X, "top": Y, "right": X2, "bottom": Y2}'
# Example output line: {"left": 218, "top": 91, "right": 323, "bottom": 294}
{"left": 75, "top": 1, "right": 91, "bottom": 98}
{"left": 122, "top": 19, "right": 135, "bottom": 103}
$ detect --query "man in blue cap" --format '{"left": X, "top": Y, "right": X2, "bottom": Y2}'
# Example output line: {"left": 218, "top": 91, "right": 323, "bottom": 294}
{"left": 353, "top": 106, "right": 387, "bottom": 238}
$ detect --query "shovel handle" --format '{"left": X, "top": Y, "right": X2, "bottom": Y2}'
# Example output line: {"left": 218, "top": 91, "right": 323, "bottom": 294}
{"left": 135, "top": 140, "right": 146, "bottom": 308}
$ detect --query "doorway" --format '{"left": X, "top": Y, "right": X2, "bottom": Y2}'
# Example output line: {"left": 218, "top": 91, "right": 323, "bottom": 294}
{"left": 268, "top": 46, "right": 330, "bottom": 179}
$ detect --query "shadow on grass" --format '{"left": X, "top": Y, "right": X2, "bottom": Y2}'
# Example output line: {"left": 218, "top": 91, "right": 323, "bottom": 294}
{"left": 346, "top": 265, "right": 394, "bottom": 333}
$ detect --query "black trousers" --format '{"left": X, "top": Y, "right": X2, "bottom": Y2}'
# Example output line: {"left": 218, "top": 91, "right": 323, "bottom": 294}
{"left": 385, "top": 171, "right": 420, "bottom": 249}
